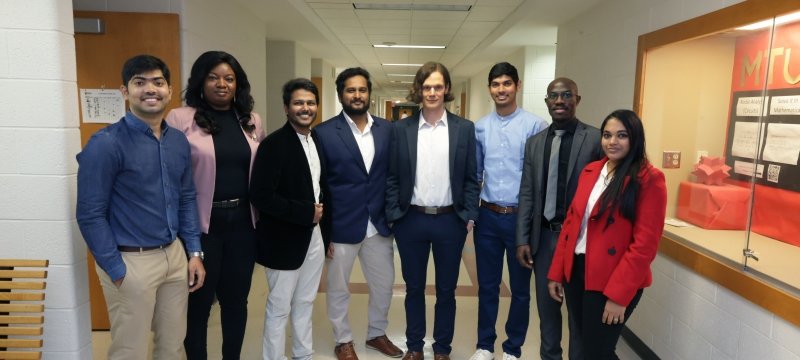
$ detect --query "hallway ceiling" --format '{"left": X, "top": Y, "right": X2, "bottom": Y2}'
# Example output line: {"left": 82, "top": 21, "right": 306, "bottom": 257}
{"left": 236, "top": 0, "right": 602, "bottom": 99}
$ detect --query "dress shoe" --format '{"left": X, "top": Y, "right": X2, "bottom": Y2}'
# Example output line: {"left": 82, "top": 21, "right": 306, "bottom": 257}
{"left": 434, "top": 354, "right": 451, "bottom": 360}
{"left": 365, "top": 335, "right": 403, "bottom": 358}
{"left": 402, "top": 351, "right": 423, "bottom": 360}
{"left": 334, "top": 342, "right": 359, "bottom": 360}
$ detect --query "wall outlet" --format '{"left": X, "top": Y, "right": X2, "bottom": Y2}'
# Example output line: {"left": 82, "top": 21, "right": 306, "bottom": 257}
{"left": 663, "top": 151, "right": 681, "bottom": 169}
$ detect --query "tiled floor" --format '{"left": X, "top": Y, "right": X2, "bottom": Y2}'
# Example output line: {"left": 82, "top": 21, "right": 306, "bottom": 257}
{"left": 92, "top": 235, "right": 641, "bottom": 359}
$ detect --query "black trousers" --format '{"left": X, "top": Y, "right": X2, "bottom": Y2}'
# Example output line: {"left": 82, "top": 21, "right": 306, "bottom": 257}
{"left": 564, "top": 254, "right": 643, "bottom": 360}
{"left": 185, "top": 204, "right": 258, "bottom": 360}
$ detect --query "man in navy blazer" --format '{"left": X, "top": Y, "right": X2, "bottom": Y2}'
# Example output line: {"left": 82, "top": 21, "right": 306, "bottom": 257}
{"left": 386, "top": 62, "right": 480, "bottom": 360}
{"left": 313, "top": 68, "right": 403, "bottom": 359}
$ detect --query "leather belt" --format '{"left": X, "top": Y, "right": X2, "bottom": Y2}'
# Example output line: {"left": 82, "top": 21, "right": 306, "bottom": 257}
{"left": 544, "top": 221, "right": 563, "bottom": 232}
{"left": 480, "top": 200, "right": 517, "bottom": 214}
{"left": 410, "top": 205, "right": 454, "bottom": 215}
{"left": 118, "top": 242, "right": 172, "bottom": 252}
{"left": 212, "top": 198, "right": 241, "bottom": 208}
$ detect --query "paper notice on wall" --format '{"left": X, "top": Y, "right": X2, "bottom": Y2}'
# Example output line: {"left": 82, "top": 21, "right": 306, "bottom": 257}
{"left": 762, "top": 123, "right": 800, "bottom": 165}
{"left": 736, "top": 96, "right": 767, "bottom": 117}
{"left": 733, "top": 160, "right": 763, "bottom": 178}
{"left": 731, "top": 121, "right": 764, "bottom": 159}
{"left": 80, "top": 88, "right": 126, "bottom": 124}
{"left": 769, "top": 95, "right": 800, "bottom": 115}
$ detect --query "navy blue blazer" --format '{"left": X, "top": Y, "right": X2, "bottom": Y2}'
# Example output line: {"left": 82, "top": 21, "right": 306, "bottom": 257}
{"left": 385, "top": 110, "right": 480, "bottom": 224}
{"left": 313, "top": 112, "right": 392, "bottom": 244}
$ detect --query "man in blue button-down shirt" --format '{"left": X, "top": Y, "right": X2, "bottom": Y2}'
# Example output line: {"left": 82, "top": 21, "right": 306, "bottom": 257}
{"left": 471, "top": 62, "right": 548, "bottom": 360}
{"left": 77, "top": 55, "right": 205, "bottom": 360}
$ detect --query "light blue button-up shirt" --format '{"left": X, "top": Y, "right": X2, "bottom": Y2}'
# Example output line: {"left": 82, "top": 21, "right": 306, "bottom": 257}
{"left": 476, "top": 107, "right": 548, "bottom": 206}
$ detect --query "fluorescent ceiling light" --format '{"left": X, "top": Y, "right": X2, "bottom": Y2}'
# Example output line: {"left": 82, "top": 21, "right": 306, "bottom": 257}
{"left": 353, "top": 3, "right": 471, "bottom": 11}
{"left": 374, "top": 44, "right": 446, "bottom": 49}
{"left": 387, "top": 74, "right": 415, "bottom": 77}
{"left": 390, "top": 80, "right": 413, "bottom": 84}
{"left": 383, "top": 63, "right": 423, "bottom": 67}
{"left": 736, "top": 11, "right": 800, "bottom": 30}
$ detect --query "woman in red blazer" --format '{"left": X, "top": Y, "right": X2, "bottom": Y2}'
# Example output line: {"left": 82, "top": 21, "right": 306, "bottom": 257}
{"left": 547, "top": 109, "right": 666, "bottom": 359}
{"left": 166, "top": 51, "right": 265, "bottom": 360}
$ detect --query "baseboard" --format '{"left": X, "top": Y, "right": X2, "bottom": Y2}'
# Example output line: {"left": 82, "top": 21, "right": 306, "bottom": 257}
{"left": 621, "top": 326, "right": 660, "bottom": 360}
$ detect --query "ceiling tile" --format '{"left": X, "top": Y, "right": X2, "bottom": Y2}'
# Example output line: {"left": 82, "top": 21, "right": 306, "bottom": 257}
{"left": 466, "top": 5, "right": 517, "bottom": 21}
{"left": 313, "top": 8, "right": 358, "bottom": 19}
{"left": 457, "top": 21, "right": 500, "bottom": 36}
{"left": 355, "top": 9, "right": 412, "bottom": 20}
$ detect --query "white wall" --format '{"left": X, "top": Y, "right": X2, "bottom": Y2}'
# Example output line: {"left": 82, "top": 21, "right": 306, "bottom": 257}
{"left": 522, "top": 45, "right": 556, "bottom": 121}
{"left": 176, "top": 0, "right": 268, "bottom": 124}
{"left": 2, "top": 1, "right": 91, "bottom": 358}
{"left": 558, "top": 0, "right": 800, "bottom": 359}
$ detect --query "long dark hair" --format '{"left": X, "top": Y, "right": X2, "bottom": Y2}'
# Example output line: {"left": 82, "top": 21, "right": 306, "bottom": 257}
{"left": 406, "top": 61, "right": 455, "bottom": 104}
{"left": 597, "top": 109, "right": 648, "bottom": 222}
{"left": 184, "top": 51, "right": 255, "bottom": 134}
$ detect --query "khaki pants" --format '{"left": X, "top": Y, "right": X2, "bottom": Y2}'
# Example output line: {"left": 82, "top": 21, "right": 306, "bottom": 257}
{"left": 97, "top": 240, "right": 189, "bottom": 360}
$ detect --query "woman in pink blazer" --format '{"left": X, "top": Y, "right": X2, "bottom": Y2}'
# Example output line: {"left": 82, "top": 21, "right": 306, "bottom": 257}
{"left": 547, "top": 109, "right": 666, "bottom": 359}
{"left": 166, "top": 51, "right": 265, "bottom": 360}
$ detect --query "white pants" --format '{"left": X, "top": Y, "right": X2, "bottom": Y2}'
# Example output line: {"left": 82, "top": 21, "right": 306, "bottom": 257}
{"left": 326, "top": 233, "right": 395, "bottom": 343}
{"left": 262, "top": 227, "right": 325, "bottom": 360}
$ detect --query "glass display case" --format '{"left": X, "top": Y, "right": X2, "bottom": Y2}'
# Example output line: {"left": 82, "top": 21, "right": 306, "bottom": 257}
{"left": 634, "top": 0, "right": 800, "bottom": 325}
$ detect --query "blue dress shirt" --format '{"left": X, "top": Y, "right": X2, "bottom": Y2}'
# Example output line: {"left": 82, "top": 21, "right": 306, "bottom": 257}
{"left": 76, "top": 112, "right": 201, "bottom": 281}
{"left": 476, "top": 107, "right": 548, "bottom": 206}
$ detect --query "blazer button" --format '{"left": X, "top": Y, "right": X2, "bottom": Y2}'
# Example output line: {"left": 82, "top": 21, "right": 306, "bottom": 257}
{"left": 608, "top": 247, "right": 616, "bottom": 256}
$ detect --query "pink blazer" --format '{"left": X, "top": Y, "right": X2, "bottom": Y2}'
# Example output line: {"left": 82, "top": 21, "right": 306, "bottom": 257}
{"left": 166, "top": 106, "right": 266, "bottom": 233}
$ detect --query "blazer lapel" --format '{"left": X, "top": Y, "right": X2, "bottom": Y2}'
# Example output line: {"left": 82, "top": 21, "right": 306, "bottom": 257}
{"left": 567, "top": 123, "right": 587, "bottom": 183}
{"left": 369, "top": 119, "right": 386, "bottom": 173}
{"left": 334, "top": 114, "right": 368, "bottom": 175}
{"left": 447, "top": 113, "right": 459, "bottom": 175}
{"left": 406, "top": 115, "right": 419, "bottom": 180}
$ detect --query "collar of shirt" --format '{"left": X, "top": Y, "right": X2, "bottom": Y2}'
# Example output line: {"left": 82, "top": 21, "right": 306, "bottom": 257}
{"left": 494, "top": 106, "right": 522, "bottom": 123}
{"left": 549, "top": 117, "right": 578, "bottom": 134}
{"left": 123, "top": 112, "right": 167, "bottom": 136}
{"left": 419, "top": 111, "right": 448, "bottom": 129}
{"left": 343, "top": 111, "right": 374, "bottom": 135}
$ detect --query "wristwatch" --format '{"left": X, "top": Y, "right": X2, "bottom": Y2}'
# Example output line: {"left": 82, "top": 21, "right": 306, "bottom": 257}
{"left": 188, "top": 251, "right": 204, "bottom": 261}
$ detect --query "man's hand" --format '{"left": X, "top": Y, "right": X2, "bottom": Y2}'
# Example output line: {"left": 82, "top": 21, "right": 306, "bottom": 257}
{"left": 516, "top": 245, "right": 533, "bottom": 269}
{"left": 113, "top": 277, "right": 124, "bottom": 288}
{"left": 548, "top": 280, "right": 564, "bottom": 302}
{"left": 326, "top": 244, "right": 334, "bottom": 259}
{"left": 188, "top": 257, "right": 205, "bottom": 292}
{"left": 313, "top": 203, "right": 323, "bottom": 224}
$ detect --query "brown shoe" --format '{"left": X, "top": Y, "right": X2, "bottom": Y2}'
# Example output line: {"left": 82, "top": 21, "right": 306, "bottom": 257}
{"left": 366, "top": 335, "right": 403, "bottom": 358}
{"left": 335, "top": 342, "right": 359, "bottom": 360}
{"left": 402, "top": 351, "right": 423, "bottom": 360}
{"left": 434, "top": 354, "right": 451, "bottom": 360}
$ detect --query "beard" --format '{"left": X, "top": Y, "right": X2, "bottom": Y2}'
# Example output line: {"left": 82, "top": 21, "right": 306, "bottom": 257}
{"left": 343, "top": 101, "right": 369, "bottom": 116}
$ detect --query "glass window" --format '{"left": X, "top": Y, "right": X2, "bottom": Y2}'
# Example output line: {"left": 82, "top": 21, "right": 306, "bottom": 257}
{"left": 639, "top": 11, "right": 800, "bottom": 293}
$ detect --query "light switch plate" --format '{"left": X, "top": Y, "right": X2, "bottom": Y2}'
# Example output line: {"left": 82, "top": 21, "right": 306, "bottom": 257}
{"left": 663, "top": 151, "right": 681, "bottom": 168}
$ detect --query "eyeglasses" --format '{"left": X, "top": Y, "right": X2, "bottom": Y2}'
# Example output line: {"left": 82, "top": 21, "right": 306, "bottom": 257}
{"left": 545, "top": 91, "right": 575, "bottom": 101}
{"left": 422, "top": 85, "right": 446, "bottom": 93}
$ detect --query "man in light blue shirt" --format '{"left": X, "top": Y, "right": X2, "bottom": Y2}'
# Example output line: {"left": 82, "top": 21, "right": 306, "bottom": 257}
{"left": 470, "top": 62, "right": 547, "bottom": 360}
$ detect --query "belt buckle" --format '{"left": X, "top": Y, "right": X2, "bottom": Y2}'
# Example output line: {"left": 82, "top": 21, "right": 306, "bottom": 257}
{"left": 500, "top": 207, "right": 510, "bottom": 214}
{"left": 424, "top": 207, "right": 437, "bottom": 215}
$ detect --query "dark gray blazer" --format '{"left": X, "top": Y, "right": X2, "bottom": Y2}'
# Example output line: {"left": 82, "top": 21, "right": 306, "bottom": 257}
{"left": 385, "top": 111, "right": 480, "bottom": 224}
{"left": 515, "top": 119, "right": 601, "bottom": 255}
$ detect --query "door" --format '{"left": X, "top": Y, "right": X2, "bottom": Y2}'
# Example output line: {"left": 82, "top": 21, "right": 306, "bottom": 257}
{"left": 75, "top": 10, "right": 181, "bottom": 330}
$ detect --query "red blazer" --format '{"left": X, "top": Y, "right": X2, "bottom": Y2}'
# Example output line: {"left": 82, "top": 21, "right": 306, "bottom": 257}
{"left": 547, "top": 158, "right": 666, "bottom": 306}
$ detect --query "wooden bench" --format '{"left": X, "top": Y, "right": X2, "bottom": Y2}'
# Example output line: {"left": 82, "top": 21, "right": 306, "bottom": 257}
{"left": 0, "top": 259, "right": 48, "bottom": 360}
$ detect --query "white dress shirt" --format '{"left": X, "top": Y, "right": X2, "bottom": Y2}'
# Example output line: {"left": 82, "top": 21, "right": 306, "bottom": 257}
{"left": 343, "top": 111, "right": 378, "bottom": 238}
{"left": 297, "top": 132, "right": 321, "bottom": 203}
{"left": 411, "top": 111, "right": 452, "bottom": 207}
{"left": 575, "top": 161, "right": 611, "bottom": 254}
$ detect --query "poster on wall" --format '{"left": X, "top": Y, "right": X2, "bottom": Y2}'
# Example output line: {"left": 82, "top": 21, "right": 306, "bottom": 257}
{"left": 725, "top": 20, "right": 800, "bottom": 192}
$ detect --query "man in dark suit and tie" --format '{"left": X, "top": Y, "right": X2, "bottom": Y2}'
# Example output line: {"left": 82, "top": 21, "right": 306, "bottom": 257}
{"left": 516, "top": 77, "right": 602, "bottom": 360}
{"left": 386, "top": 61, "right": 480, "bottom": 360}
{"left": 250, "top": 78, "right": 327, "bottom": 360}
{"left": 313, "top": 67, "right": 403, "bottom": 360}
